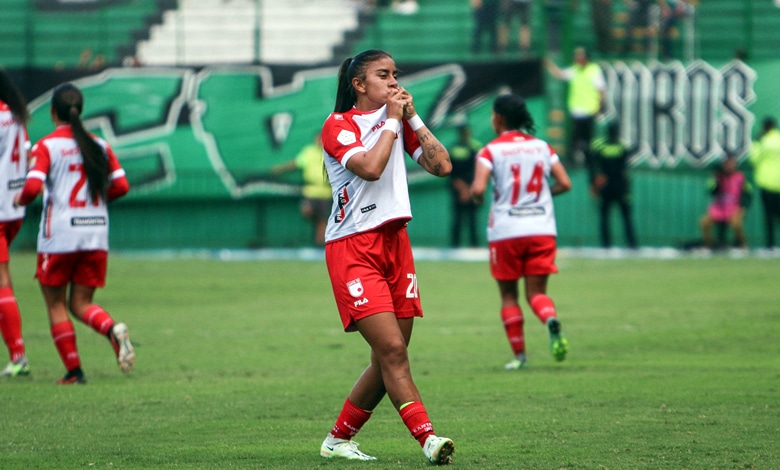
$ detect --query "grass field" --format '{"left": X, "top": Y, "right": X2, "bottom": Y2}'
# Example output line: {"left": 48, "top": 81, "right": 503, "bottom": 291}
{"left": 1, "top": 251, "right": 778, "bottom": 469}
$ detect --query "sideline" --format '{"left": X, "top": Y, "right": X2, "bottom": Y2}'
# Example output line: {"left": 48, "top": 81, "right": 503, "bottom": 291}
{"left": 116, "top": 247, "right": 780, "bottom": 262}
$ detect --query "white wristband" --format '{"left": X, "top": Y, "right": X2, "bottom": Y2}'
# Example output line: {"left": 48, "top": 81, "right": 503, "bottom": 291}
{"left": 408, "top": 114, "right": 425, "bottom": 131}
{"left": 384, "top": 118, "right": 400, "bottom": 134}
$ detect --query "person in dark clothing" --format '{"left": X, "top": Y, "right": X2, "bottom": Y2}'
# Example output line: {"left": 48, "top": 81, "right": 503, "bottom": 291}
{"left": 471, "top": 0, "right": 501, "bottom": 53}
{"left": 590, "top": 121, "right": 638, "bottom": 248}
{"left": 449, "top": 124, "right": 482, "bottom": 247}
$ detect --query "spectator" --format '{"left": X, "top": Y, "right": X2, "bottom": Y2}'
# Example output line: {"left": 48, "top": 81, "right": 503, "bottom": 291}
{"left": 591, "top": 0, "right": 613, "bottom": 56}
{"left": 591, "top": 121, "right": 638, "bottom": 248}
{"left": 700, "top": 154, "right": 750, "bottom": 250}
{"left": 271, "top": 133, "right": 331, "bottom": 246}
{"left": 749, "top": 117, "right": 780, "bottom": 249}
{"left": 543, "top": 0, "right": 569, "bottom": 53}
{"left": 545, "top": 47, "right": 607, "bottom": 180}
{"left": 498, "top": 0, "right": 533, "bottom": 55}
{"left": 448, "top": 123, "right": 482, "bottom": 247}
{"left": 658, "top": 0, "right": 691, "bottom": 60}
{"left": 621, "top": 0, "right": 654, "bottom": 56}
{"left": 471, "top": 0, "right": 500, "bottom": 53}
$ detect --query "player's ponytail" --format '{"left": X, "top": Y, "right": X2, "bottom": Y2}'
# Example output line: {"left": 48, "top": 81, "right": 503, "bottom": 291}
{"left": 52, "top": 83, "right": 108, "bottom": 204}
{"left": 333, "top": 49, "right": 392, "bottom": 113}
{"left": 0, "top": 68, "right": 29, "bottom": 124}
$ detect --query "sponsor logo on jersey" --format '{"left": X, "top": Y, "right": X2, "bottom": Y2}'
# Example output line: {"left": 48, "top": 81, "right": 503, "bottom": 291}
{"left": 336, "top": 129, "right": 356, "bottom": 146}
{"left": 360, "top": 204, "right": 376, "bottom": 214}
{"left": 70, "top": 216, "right": 107, "bottom": 226}
{"left": 347, "top": 278, "right": 364, "bottom": 297}
{"left": 334, "top": 183, "right": 351, "bottom": 223}
{"left": 7, "top": 178, "right": 25, "bottom": 190}
{"left": 353, "top": 297, "right": 369, "bottom": 307}
{"left": 509, "top": 206, "right": 545, "bottom": 216}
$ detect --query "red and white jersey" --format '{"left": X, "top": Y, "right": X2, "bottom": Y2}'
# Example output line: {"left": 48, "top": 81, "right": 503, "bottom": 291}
{"left": 321, "top": 105, "right": 422, "bottom": 242}
{"left": 477, "top": 130, "right": 560, "bottom": 241}
{"left": 0, "top": 101, "right": 29, "bottom": 222}
{"left": 27, "top": 125, "right": 125, "bottom": 253}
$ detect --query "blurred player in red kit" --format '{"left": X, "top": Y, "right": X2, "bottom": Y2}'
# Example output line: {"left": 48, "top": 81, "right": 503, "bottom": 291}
{"left": 471, "top": 93, "right": 572, "bottom": 370}
{"left": 0, "top": 69, "right": 31, "bottom": 378}
{"left": 15, "top": 83, "right": 134, "bottom": 384}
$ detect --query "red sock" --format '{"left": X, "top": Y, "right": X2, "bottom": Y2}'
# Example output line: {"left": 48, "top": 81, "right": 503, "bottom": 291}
{"left": 81, "top": 305, "right": 114, "bottom": 336}
{"left": 501, "top": 305, "right": 525, "bottom": 355}
{"left": 529, "top": 294, "right": 556, "bottom": 324}
{"left": 399, "top": 402, "right": 434, "bottom": 447}
{"left": 0, "top": 286, "right": 25, "bottom": 361}
{"left": 51, "top": 321, "right": 80, "bottom": 371}
{"left": 330, "top": 398, "right": 372, "bottom": 439}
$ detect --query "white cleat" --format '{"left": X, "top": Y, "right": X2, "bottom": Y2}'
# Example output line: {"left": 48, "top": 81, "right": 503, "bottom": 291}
{"left": 320, "top": 433, "right": 377, "bottom": 461}
{"left": 423, "top": 435, "right": 455, "bottom": 465}
{"left": 111, "top": 323, "right": 135, "bottom": 373}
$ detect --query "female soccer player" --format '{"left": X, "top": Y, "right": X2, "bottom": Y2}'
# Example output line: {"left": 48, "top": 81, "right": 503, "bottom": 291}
{"left": 0, "top": 69, "right": 31, "bottom": 378}
{"left": 318, "top": 49, "right": 455, "bottom": 465}
{"left": 14, "top": 83, "right": 134, "bottom": 385}
{"left": 471, "top": 93, "right": 572, "bottom": 370}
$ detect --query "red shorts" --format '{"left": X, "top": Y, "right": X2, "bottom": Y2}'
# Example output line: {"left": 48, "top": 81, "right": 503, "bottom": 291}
{"left": 489, "top": 235, "right": 558, "bottom": 281}
{"left": 0, "top": 219, "right": 23, "bottom": 263}
{"left": 36, "top": 250, "right": 108, "bottom": 287}
{"left": 325, "top": 220, "right": 422, "bottom": 332}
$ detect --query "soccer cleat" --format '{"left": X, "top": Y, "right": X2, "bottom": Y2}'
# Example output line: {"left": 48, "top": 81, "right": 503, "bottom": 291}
{"left": 111, "top": 322, "right": 135, "bottom": 373}
{"left": 504, "top": 358, "right": 528, "bottom": 370}
{"left": 57, "top": 368, "right": 86, "bottom": 385}
{"left": 320, "top": 433, "right": 377, "bottom": 461}
{"left": 422, "top": 435, "right": 454, "bottom": 465}
{"left": 547, "top": 318, "right": 568, "bottom": 362}
{"left": 0, "top": 355, "right": 31, "bottom": 377}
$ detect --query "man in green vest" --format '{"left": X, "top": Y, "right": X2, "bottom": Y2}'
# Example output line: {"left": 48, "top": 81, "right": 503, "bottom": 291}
{"left": 272, "top": 133, "right": 332, "bottom": 246}
{"left": 545, "top": 47, "right": 606, "bottom": 183}
{"left": 749, "top": 116, "right": 780, "bottom": 249}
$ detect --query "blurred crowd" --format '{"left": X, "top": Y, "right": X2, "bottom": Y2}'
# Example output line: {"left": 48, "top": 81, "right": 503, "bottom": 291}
{"left": 471, "top": 0, "right": 696, "bottom": 60}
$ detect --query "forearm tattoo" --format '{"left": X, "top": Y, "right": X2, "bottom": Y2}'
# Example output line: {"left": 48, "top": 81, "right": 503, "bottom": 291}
{"left": 419, "top": 131, "right": 449, "bottom": 176}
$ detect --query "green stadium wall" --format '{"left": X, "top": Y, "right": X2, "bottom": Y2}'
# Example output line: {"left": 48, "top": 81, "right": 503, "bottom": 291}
{"left": 12, "top": 58, "right": 778, "bottom": 250}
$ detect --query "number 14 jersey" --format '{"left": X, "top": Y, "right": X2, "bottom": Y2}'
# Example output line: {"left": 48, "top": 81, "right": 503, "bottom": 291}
{"left": 476, "top": 130, "right": 560, "bottom": 242}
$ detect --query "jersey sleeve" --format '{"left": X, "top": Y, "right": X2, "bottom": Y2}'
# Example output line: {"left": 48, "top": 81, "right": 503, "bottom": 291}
{"left": 475, "top": 146, "right": 494, "bottom": 170}
{"left": 16, "top": 140, "right": 51, "bottom": 205}
{"left": 401, "top": 119, "right": 423, "bottom": 162}
{"left": 105, "top": 145, "right": 130, "bottom": 201}
{"left": 322, "top": 113, "right": 366, "bottom": 168}
{"left": 546, "top": 143, "right": 560, "bottom": 165}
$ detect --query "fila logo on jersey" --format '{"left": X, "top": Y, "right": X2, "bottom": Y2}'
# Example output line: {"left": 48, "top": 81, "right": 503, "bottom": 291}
{"left": 354, "top": 297, "right": 369, "bottom": 307}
